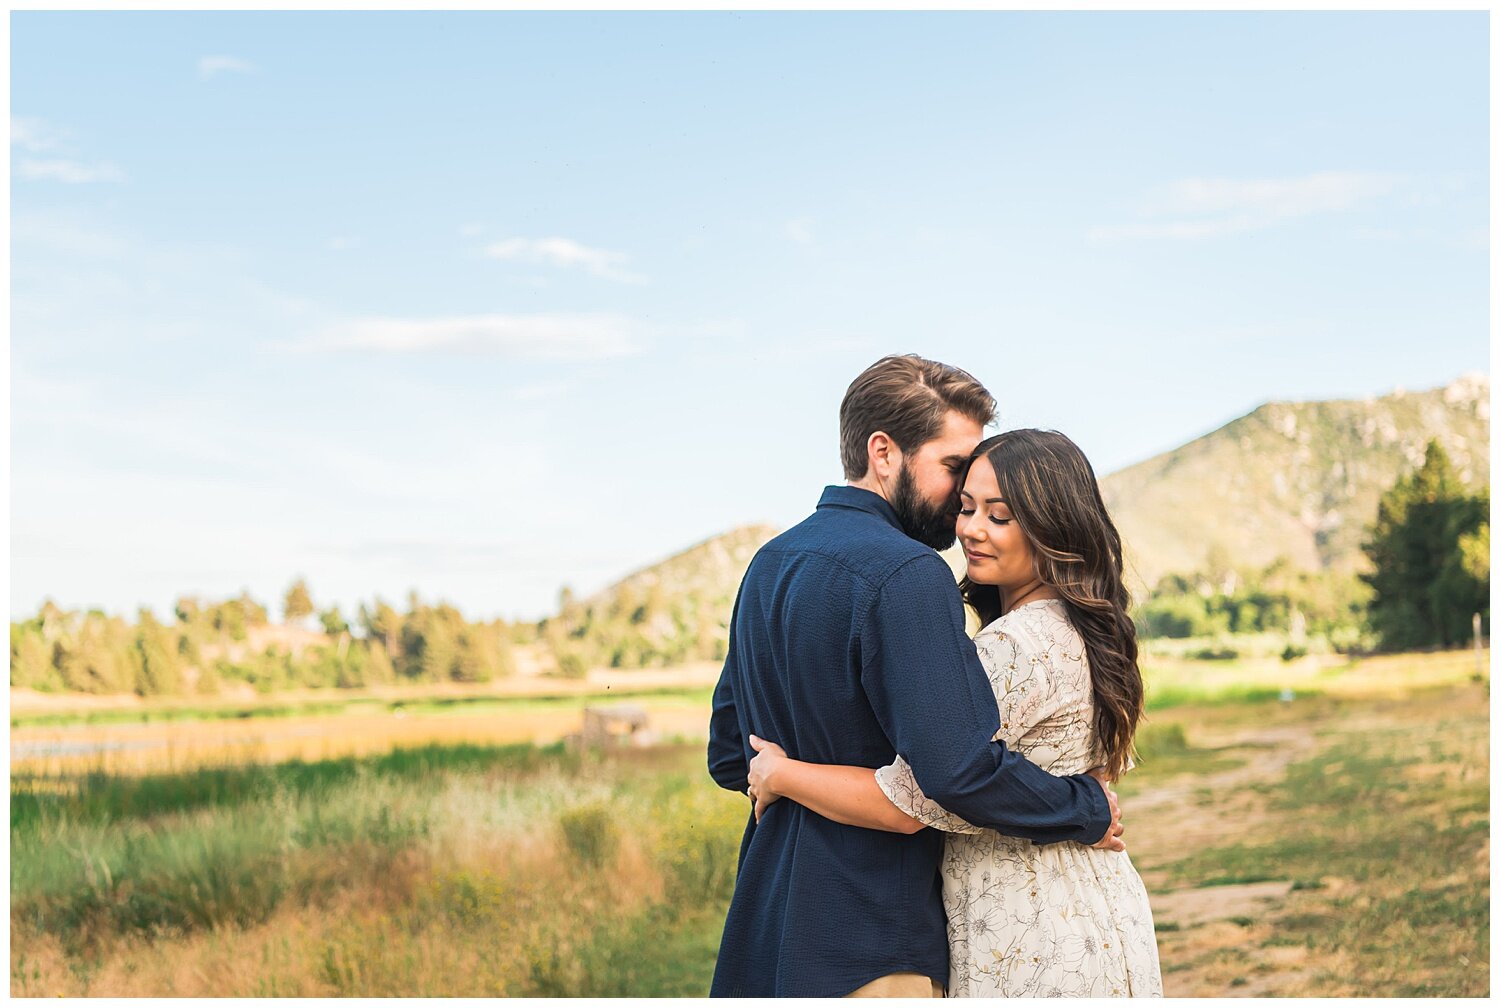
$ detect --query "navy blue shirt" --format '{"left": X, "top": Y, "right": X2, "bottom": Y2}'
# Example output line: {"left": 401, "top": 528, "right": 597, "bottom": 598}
{"left": 707, "top": 485, "right": 1111, "bottom": 998}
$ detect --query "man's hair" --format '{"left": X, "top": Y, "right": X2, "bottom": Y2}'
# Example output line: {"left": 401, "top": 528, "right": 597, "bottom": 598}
{"left": 838, "top": 354, "right": 996, "bottom": 480}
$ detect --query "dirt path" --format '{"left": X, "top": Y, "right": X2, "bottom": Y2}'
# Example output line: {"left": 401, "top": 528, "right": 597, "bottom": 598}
{"left": 1126, "top": 688, "right": 1488, "bottom": 997}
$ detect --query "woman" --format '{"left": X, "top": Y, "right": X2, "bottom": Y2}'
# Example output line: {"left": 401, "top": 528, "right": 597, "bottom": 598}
{"left": 746, "top": 429, "right": 1162, "bottom": 997}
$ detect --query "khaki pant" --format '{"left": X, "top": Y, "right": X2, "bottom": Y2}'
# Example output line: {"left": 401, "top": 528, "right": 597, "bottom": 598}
{"left": 845, "top": 972, "right": 945, "bottom": 998}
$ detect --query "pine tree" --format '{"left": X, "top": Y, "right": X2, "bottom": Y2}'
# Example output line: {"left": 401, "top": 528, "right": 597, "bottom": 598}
{"left": 283, "top": 579, "right": 315, "bottom": 625}
{"left": 319, "top": 606, "right": 350, "bottom": 636}
{"left": 134, "top": 609, "right": 184, "bottom": 695}
{"left": 1362, "top": 441, "right": 1489, "bottom": 649}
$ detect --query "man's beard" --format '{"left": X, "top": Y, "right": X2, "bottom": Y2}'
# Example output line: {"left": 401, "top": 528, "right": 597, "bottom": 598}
{"left": 891, "top": 463, "right": 959, "bottom": 550}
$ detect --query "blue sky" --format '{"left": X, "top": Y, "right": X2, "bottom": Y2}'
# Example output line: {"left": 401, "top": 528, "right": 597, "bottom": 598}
{"left": 10, "top": 11, "right": 1489, "bottom": 623}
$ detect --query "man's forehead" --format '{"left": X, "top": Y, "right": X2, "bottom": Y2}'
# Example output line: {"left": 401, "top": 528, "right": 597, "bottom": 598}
{"left": 918, "top": 412, "right": 983, "bottom": 457}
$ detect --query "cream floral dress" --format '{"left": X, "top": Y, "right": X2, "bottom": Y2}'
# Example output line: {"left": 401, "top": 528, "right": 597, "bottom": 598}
{"left": 875, "top": 598, "right": 1163, "bottom": 998}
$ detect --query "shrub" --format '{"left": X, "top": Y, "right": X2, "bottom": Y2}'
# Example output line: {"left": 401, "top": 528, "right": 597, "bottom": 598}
{"left": 559, "top": 802, "right": 618, "bottom": 867}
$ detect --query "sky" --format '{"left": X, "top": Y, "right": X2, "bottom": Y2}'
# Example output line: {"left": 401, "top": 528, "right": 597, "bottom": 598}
{"left": 10, "top": 11, "right": 1490, "bottom": 624}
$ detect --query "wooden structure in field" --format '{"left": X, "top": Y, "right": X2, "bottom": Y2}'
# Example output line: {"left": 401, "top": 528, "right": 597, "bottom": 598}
{"left": 575, "top": 704, "right": 651, "bottom": 749}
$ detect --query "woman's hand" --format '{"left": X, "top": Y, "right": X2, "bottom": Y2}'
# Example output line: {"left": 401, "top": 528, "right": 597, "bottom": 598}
{"left": 746, "top": 734, "right": 789, "bottom": 823}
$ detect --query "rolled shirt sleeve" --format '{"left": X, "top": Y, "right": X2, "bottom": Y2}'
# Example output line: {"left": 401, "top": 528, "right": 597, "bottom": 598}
{"left": 858, "top": 553, "right": 1110, "bottom": 845}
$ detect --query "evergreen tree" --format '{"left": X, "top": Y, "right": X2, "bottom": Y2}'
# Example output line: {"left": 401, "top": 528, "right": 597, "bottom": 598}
{"left": 319, "top": 605, "right": 350, "bottom": 636}
{"left": 283, "top": 578, "right": 315, "bottom": 624}
{"left": 1361, "top": 441, "right": 1489, "bottom": 650}
{"left": 238, "top": 591, "right": 270, "bottom": 626}
{"left": 362, "top": 600, "right": 404, "bottom": 658}
{"left": 134, "top": 609, "right": 184, "bottom": 695}
{"left": 10, "top": 625, "right": 61, "bottom": 691}
{"left": 363, "top": 638, "right": 397, "bottom": 684}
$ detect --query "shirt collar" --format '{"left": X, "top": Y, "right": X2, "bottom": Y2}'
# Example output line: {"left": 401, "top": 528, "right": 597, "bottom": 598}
{"left": 816, "top": 484, "right": 902, "bottom": 532}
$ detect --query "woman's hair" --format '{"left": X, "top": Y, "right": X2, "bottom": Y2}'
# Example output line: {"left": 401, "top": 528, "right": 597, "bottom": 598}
{"left": 958, "top": 429, "right": 1143, "bottom": 779}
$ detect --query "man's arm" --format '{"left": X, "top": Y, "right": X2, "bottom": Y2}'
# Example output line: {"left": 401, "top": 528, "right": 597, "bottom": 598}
{"left": 708, "top": 664, "right": 749, "bottom": 793}
{"left": 859, "top": 553, "right": 1112, "bottom": 845}
{"left": 707, "top": 579, "right": 750, "bottom": 793}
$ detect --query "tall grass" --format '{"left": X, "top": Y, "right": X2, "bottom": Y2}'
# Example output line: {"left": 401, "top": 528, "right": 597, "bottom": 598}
{"left": 11, "top": 741, "right": 746, "bottom": 995}
{"left": 12, "top": 741, "right": 565, "bottom": 830}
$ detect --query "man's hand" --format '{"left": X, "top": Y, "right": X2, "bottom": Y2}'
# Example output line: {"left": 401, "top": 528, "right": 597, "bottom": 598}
{"left": 1085, "top": 768, "right": 1125, "bottom": 852}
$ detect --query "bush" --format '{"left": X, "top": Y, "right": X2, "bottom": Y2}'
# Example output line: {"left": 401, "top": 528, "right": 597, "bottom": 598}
{"left": 559, "top": 802, "right": 618, "bottom": 867}
{"left": 555, "top": 651, "right": 589, "bottom": 680}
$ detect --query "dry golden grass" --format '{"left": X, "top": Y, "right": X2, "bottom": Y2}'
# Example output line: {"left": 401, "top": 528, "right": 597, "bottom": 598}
{"left": 11, "top": 703, "right": 714, "bottom": 778}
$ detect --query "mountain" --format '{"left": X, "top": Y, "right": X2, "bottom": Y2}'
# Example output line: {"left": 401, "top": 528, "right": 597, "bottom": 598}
{"left": 580, "top": 523, "right": 781, "bottom": 615}
{"left": 561, "top": 374, "right": 1489, "bottom": 663}
{"left": 549, "top": 524, "right": 781, "bottom": 668}
{"left": 1101, "top": 374, "right": 1490, "bottom": 592}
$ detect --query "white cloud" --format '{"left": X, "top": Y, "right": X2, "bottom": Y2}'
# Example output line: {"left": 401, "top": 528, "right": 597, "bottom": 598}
{"left": 198, "top": 55, "right": 257, "bottom": 79}
{"left": 325, "top": 236, "right": 359, "bottom": 252}
{"left": 16, "top": 158, "right": 125, "bottom": 184}
{"left": 313, "top": 312, "right": 643, "bottom": 360}
{"left": 786, "top": 218, "right": 815, "bottom": 245}
{"left": 482, "top": 236, "right": 645, "bottom": 283}
{"left": 1089, "top": 171, "right": 1402, "bottom": 242}
{"left": 458, "top": 222, "right": 485, "bottom": 237}
{"left": 11, "top": 116, "right": 65, "bottom": 152}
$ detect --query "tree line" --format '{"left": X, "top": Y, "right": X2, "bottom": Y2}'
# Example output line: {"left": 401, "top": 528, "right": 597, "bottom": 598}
{"left": 9, "top": 440, "right": 1489, "bottom": 696}
{"left": 10, "top": 585, "right": 518, "bottom": 697}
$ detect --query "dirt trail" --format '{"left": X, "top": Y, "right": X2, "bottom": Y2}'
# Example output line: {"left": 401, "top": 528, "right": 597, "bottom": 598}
{"left": 1125, "top": 716, "right": 1324, "bottom": 997}
{"left": 1128, "top": 687, "right": 1488, "bottom": 997}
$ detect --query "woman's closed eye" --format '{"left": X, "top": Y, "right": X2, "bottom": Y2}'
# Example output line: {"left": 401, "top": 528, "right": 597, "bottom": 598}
{"left": 959, "top": 508, "right": 1011, "bottom": 525}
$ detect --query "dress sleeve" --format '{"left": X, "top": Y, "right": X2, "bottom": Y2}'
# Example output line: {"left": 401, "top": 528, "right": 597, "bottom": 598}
{"left": 874, "top": 755, "right": 984, "bottom": 834}
{"left": 857, "top": 557, "right": 1110, "bottom": 845}
{"left": 873, "top": 621, "right": 1076, "bottom": 835}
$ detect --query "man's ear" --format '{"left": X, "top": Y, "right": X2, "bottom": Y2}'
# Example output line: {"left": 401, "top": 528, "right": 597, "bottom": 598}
{"left": 867, "top": 431, "right": 902, "bottom": 481}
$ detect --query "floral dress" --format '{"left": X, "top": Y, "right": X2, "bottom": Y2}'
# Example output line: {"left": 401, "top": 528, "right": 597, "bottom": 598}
{"left": 874, "top": 598, "right": 1163, "bottom": 997}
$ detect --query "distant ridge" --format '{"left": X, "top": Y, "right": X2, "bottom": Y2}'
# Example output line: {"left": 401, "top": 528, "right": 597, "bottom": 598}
{"left": 581, "top": 524, "right": 780, "bottom": 612}
{"left": 551, "top": 524, "right": 781, "bottom": 669}
{"left": 1101, "top": 374, "right": 1489, "bottom": 591}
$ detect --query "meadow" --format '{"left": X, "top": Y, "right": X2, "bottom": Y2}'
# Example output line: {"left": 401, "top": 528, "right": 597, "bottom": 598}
{"left": 9, "top": 650, "right": 1489, "bottom": 996}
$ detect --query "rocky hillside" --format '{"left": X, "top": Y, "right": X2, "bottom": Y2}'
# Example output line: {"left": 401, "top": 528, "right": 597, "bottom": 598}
{"left": 1102, "top": 374, "right": 1489, "bottom": 591}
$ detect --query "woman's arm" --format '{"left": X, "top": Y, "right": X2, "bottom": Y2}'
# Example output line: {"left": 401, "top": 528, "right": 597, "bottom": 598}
{"left": 746, "top": 735, "right": 924, "bottom": 834}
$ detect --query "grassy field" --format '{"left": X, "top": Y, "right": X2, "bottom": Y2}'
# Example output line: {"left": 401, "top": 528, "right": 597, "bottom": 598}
{"left": 9, "top": 650, "right": 1489, "bottom": 996}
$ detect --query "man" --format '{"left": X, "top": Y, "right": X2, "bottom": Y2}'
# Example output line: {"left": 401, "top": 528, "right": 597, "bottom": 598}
{"left": 707, "top": 354, "right": 1123, "bottom": 998}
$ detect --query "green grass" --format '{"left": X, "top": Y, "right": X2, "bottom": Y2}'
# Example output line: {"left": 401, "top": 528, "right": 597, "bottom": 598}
{"left": 1116, "top": 722, "right": 1245, "bottom": 793}
{"left": 12, "top": 741, "right": 571, "bottom": 830}
{"left": 1144, "top": 684, "right": 1312, "bottom": 712}
{"left": 1144, "top": 698, "right": 1487, "bottom": 997}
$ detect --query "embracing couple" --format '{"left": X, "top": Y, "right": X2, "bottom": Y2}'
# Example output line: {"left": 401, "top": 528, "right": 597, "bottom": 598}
{"left": 708, "top": 354, "right": 1162, "bottom": 997}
